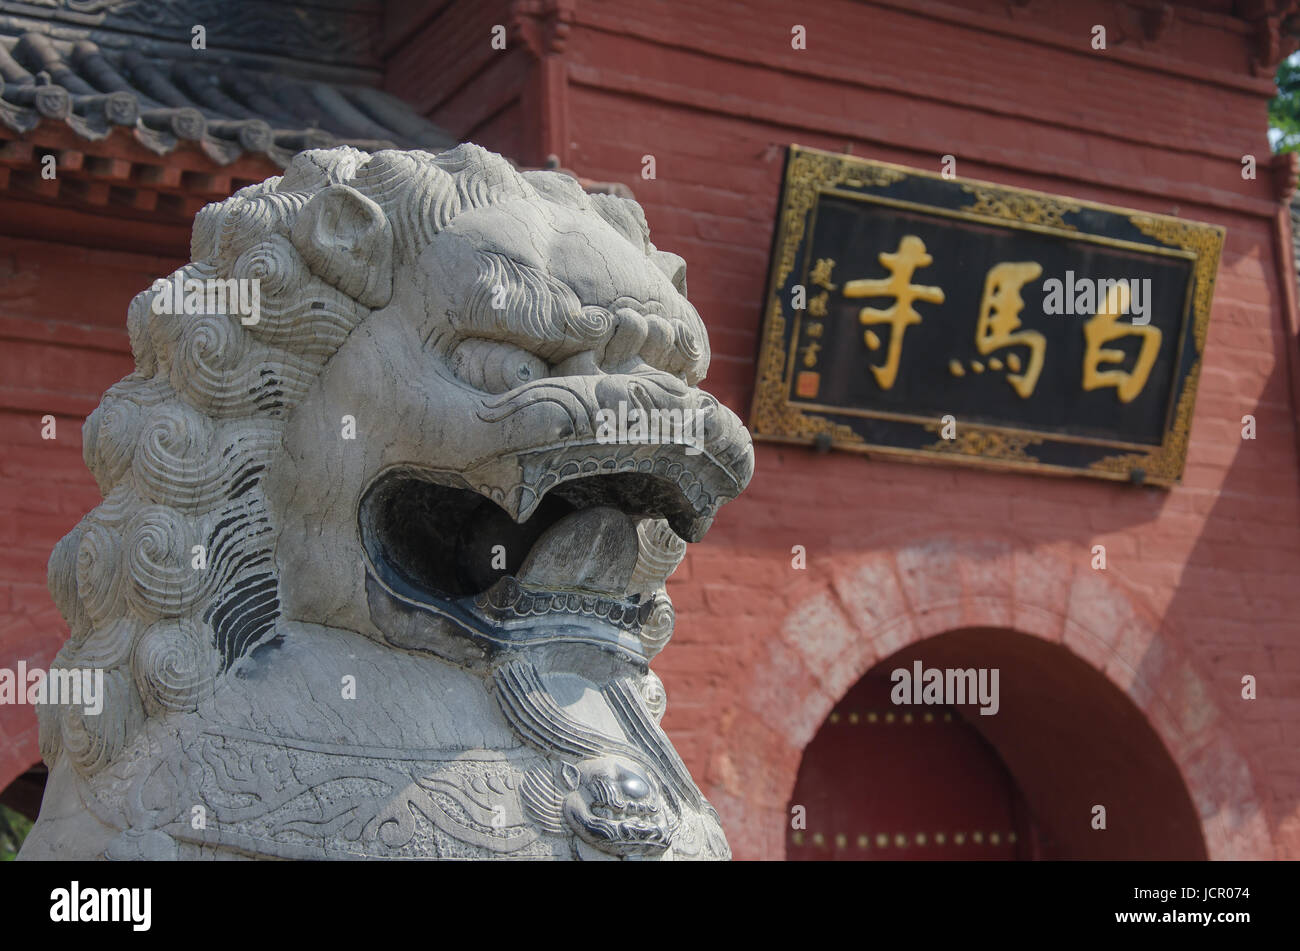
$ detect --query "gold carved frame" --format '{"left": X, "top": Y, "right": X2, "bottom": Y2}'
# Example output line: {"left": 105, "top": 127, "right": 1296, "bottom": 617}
{"left": 749, "top": 145, "right": 1226, "bottom": 486}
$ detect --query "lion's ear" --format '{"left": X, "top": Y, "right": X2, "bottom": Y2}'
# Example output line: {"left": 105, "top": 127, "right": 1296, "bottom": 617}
{"left": 291, "top": 184, "right": 393, "bottom": 308}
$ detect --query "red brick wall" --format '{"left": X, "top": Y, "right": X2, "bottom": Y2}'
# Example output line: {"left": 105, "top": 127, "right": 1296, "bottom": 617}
{"left": 3, "top": 0, "right": 1296, "bottom": 861}
{"left": 391, "top": 0, "right": 1300, "bottom": 858}
{"left": 385, "top": 0, "right": 539, "bottom": 164}
{"left": 0, "top": 234, "right": 175, "bottom": 794}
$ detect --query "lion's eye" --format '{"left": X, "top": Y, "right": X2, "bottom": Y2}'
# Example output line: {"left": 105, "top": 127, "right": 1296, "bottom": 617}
{"left": 449, "top": 338, "right": 547, "bottom": 393}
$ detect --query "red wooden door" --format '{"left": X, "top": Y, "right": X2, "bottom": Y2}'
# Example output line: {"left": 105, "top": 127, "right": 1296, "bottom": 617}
{"left": 787, "top": 674, "right": 1037, "bottom": 860}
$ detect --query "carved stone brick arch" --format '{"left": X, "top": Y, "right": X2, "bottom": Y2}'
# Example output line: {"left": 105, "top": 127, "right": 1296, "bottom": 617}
{"left": 715, "top": 533, "right": 1272, "bottom": 861}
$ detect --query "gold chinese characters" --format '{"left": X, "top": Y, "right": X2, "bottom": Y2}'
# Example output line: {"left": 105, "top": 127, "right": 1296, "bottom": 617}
{"left": 842, "top": 236, "right": 945, "bottom": 390}
{"left": 796, "top": 237, "right": 1160, "bottom": 402}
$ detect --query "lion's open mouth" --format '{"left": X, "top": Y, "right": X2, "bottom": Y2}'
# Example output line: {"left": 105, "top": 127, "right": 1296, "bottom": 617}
{"left": 357, "top": 447, "right": 721, "bottom": 658}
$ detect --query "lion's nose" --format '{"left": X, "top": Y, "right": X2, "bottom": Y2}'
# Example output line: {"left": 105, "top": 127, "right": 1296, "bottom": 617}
{"left": 600, "top": 308, "right": 649, "bottom": 373}
{"left": 597, "top": 307, "right": 699, "bottom": 382}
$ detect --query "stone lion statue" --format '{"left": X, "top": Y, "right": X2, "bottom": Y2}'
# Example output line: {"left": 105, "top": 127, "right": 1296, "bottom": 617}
{"left": 19, "top": 143, "right": 753, "bottom": 860}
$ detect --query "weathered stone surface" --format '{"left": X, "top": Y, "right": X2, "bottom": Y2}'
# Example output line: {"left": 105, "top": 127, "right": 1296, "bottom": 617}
{"left": 19, "top": 143, "right": 753, "bottom": 860}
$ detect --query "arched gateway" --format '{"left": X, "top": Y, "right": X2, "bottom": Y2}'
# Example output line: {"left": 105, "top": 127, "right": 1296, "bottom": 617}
{"left": 708, "top": 534, "right": 1272, "bottom": 861}
{"left": 789, "top": 630, "right": 1206, "bottom": 860}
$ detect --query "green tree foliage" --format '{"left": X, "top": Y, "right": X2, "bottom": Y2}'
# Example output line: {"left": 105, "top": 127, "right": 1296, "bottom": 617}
{"left": 1270, "top": 53, "right": 1300, "bottom": 153}
{"left": 0, "top": 803, "right": 32, "bottom": 860}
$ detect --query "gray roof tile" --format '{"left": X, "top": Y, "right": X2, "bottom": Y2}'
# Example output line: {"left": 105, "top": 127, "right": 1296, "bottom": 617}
{"left": 0, "top": 29, "right": 456, "bottom": 166}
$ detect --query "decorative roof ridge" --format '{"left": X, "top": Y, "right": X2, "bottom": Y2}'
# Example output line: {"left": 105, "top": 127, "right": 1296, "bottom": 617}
{"left": 0, "top": 26, "right": 456, "bottom": 167}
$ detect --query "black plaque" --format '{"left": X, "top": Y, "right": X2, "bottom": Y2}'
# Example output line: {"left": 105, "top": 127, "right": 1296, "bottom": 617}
{"left": 750, "top": 145, "right": 1224, "bottom": 485}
